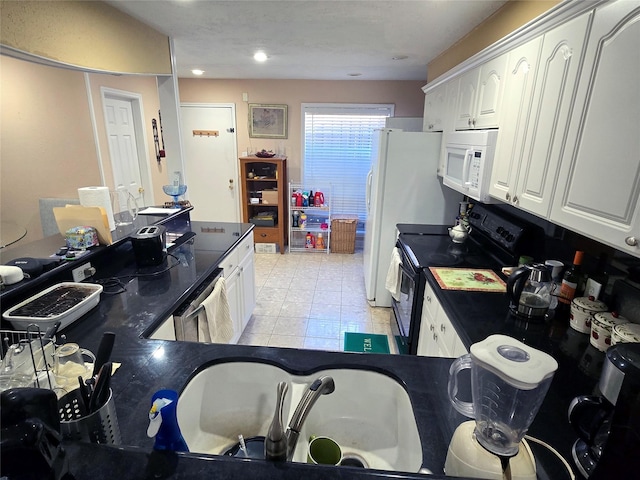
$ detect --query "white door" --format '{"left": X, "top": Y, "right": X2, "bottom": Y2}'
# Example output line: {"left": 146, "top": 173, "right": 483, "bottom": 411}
{"left": 180, "top": 104, "right": 239, "bottom": 222}
{"left": 103, "top": 94, "right": 146, "bottom": 207}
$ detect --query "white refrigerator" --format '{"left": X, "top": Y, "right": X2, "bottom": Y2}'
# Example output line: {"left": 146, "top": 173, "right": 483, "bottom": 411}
{"left": 364, "top": 129, "right": 462, "bottom": 307}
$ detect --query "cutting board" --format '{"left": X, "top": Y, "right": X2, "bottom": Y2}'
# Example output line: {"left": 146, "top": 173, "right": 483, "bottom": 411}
{"left": 429, "top": 267, "right": 506, "bottom": 292}
{"left": 53, "top": 205, "right": 113, "bottom": 245}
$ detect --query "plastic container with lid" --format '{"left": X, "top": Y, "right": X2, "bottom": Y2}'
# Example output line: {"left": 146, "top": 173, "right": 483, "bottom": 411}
{"left": 570, "top": 296, "right": 607, "bottom": 334}
{"left": 590, "top": 312, "right": 629, "bottom": 351}
{"left": 611, "top": 322, "right": 640, "bottom": 345}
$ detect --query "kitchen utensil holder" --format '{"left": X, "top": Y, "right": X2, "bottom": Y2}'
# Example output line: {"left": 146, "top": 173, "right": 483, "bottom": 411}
{"left": 58, "top": 387, "right": 121, "bottom": 444}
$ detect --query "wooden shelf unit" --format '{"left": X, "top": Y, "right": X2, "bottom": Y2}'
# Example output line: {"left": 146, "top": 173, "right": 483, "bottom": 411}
{"left": 239, "top": 156, "right": 288, "bottom": 254}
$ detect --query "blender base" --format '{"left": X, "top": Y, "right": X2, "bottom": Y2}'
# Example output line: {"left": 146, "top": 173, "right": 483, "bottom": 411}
{"left": 445, "top": 421, "right": 537, "bottom": 480}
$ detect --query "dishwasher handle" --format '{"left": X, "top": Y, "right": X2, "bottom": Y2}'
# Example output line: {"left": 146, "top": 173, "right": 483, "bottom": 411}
{"left": 173, "top": 268, "right": 223, "bottom": 341}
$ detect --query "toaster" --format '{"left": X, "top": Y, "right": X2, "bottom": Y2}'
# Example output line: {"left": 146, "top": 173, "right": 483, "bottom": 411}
{"left": 130, "top": 225, "right": 166, "bottom": 266}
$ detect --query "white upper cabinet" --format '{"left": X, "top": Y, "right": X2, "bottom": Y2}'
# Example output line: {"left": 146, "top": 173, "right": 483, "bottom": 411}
{"left": 550, "top": 0, "right": 640, "bottom": 257}
{"left": 454, "top": 54, "right": 508, "bottom": 130}
{"left": 490, "top": 36, "right": 543, "bottom": 206}
{"left": 491, "top": 11, "right": 592, "bottom": 217}
{"left": 423, "top": 83, "right": 447, "bottom": 132}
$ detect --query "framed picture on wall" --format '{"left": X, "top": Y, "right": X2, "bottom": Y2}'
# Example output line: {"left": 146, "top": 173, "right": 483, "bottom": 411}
{"left": 249, "top": 104, "right": 288, "bottom": 139}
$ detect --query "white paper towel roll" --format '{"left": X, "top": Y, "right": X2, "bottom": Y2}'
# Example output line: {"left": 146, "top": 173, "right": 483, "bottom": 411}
{"left": 78, "top": 186, "right": 115, "bottom": 231}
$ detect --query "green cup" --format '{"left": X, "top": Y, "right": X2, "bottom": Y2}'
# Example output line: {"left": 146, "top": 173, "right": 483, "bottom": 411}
{"left": 307, "top": 435, "right": 342, "bottom": 466}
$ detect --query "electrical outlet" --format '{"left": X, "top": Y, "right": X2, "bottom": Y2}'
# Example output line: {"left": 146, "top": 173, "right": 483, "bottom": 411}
{"left": 72, "top": 262, "right": 92, "bottom": 282}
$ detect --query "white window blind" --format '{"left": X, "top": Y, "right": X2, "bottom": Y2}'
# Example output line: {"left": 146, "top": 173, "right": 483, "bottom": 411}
{"left": 302, "top": 104, "right": 393, "bottom": 228}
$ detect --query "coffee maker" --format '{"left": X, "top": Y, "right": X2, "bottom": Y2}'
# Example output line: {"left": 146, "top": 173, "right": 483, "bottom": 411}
{"left": 568, "top": 342, "right": 640, "bottom": 478}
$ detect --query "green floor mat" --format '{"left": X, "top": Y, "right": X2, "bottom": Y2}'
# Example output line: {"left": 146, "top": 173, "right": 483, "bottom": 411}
{"left": 343, "top": 332, "right": 390, "bottom": 354}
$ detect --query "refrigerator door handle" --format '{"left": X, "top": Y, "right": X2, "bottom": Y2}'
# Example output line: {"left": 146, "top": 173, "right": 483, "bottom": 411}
{"left": 366, "top": 169, "right": 373, "bottom": 212}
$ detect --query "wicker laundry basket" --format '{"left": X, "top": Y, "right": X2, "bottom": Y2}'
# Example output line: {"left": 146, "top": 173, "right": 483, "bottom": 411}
{"left": 331, "top": 215, "right": 358, "bottom": 254}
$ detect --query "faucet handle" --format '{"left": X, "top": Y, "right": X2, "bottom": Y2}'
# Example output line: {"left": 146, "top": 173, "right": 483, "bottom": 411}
{"left": 264, "top": 381, "right": 288, "bottom": 461}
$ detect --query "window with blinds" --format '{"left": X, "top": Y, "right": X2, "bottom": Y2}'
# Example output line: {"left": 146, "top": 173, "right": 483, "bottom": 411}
{"left": 302, "top": 104, "right": 394, "bottom": 229}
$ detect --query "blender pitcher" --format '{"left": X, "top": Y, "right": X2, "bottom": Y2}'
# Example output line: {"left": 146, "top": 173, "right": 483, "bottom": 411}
{"left": 448, "top": 334, "right": 558, "bottom": 457}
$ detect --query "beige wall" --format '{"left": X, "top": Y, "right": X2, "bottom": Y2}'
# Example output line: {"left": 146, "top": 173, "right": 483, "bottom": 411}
{"left": 1, "top": 56, "right": 425, "bottom": 245}
{"left": 178, "top": 79, "right": 426, "bottom": 181}
{"left": 427, "top": 0, "right": 561, "bottom": 82}
{"left": 0, "top": 0, "right": 171, "bottom": 75}
{"left": 0, "top": 55, "right": 163, "bottom": 244}
{"left": 1, "top": 56, "right": 100, "bottom": 244}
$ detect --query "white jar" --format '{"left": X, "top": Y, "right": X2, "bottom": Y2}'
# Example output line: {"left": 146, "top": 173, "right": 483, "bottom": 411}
{"left": 611, "top": 322, "right": 640, "bottom": 345}
{"left": 570, "top": 296, "right": 607, "bottom": 334}
{"left": 590, "top": 312, "right": 629, "bottom": 351}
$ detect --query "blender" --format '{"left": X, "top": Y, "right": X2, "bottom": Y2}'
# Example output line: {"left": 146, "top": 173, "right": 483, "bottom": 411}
{"left": 446, "top": 334, "right": 558, "bottom": 479}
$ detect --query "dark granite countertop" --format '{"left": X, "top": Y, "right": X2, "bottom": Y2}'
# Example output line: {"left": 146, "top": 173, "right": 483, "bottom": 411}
{"left": 2, "top": 216, "right": 588, "bottom": 479}
{"left": 422, "top": 267, "right": 601, "bottom": 480}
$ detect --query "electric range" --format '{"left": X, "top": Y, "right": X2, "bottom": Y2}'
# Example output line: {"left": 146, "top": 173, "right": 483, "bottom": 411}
{"left": 392, "top": 203, "right": 541, "bottom": 354}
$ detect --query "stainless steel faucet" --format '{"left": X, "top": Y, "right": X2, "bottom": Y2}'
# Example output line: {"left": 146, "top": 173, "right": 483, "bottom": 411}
{"left": 264, "top": 375, "right": 335, "bottom": 462}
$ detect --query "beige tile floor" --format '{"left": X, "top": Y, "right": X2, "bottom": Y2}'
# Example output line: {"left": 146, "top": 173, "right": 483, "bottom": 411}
{"left": 238, "top": 240, "right": 398, "bottom": 354}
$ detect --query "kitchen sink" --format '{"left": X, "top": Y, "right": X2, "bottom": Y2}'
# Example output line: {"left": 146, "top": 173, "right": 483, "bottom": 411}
{"left": 176, "top": 361, "right": 423, "bottom": 472}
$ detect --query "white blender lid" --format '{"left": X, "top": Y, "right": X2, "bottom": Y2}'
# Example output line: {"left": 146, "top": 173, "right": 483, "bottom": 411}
{"left": 470, "top": 334, "right": 558, "bottom": 390}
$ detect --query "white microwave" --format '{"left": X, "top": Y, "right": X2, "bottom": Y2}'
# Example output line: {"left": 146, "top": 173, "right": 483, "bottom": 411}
{"left": 443, "top": 130, "right": 498, "bottom": 203}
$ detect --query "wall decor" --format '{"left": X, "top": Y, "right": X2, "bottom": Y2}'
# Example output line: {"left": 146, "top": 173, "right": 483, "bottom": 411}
{"left": 249, "top": 104, "right": 288, "bottom": 139}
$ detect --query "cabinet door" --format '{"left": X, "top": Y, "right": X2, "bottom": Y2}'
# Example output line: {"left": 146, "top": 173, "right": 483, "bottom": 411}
{"left": 239, "top": 241, "right": 256, "bottom": 332}
{"left": 551, "top": 0, "right": 640, "bottom": 256}
{"left": 417, "top": 310, "right": 440, "bottom": 357}
{"left": 225, "top": 268, "right": 241, "bottom": 344}
{"left": 423, "top": 83, "right": 446, "bottom": 131}
{"left": 490, "top": 36, "right": 543, "bottom": 203}
{"left": 518, "top": 12, "right": 592, "bottom": 217}
{"left": 474, "top": 54, "right": 508, "bottom": 129}
{"left": 453, "top": 54, "right": 507, "bottom": 130}
{"left": 437, "top": 79, "right": 461, "bottom": 176}
{"left": 454, "top": 68, "right": 479, "bottom": 130}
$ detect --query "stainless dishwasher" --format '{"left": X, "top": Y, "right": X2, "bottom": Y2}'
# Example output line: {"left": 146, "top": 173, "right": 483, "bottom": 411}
{"left": 171, "top": 268, "right": 224, "bottom": 342}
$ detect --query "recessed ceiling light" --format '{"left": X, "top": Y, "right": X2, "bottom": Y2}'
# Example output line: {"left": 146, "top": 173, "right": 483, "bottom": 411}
{"left": 254, "top": 51, "right": 268, "bottom": 62}
{"left": 392, "top": 55, "right": 408, "bottom": 61}
{"left": 347, "top": 73, "right": 362, "bottom": 77}
{"left": 191, "top": 69, "right": 205, "bottom": 75}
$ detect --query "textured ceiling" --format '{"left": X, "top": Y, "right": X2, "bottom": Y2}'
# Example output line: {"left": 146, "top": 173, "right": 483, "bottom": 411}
{"left": 107, "top": 0, "right": 508, "bottom": 81}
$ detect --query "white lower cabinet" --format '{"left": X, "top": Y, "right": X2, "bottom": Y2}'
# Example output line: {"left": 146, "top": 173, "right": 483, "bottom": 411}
{"left": 550, "top": 0, "right": 640, "bottom": 257}
{"left": 223, "top": 232, "right": 256, "bottom": 343}
{"left": 417, "top": 282, "right": 467, "bottom": 358}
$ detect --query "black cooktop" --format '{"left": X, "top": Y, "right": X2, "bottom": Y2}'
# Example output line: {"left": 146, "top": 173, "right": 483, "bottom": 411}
{"left": 398, "top": 230, "right": 501, "bottom": 270}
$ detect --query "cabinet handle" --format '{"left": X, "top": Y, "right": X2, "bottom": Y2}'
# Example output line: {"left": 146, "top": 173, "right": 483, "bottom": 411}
{"left": 430, "top": 324, "right": 435, "bottom": 332}
{"left": 428, "top": 124, "right": 434, "bottom": 130}
{"left": 260, "top": 233, "right": 267, "bottom": 237}
{"left": 440, "top": 324, "right": 445, "bottom": 333}
{"left": 426, "top": 295, "right": 432, "bottom": 303}
{"left": 472, "top": 118, "right": 476, "bottom": 127}
{"left": 513, "top": 195, "right": 519, "bottom": 205}
{"left": 625, "top": 236, "right": 638, "bottom": 247}
{"left": 506, "top": 192, "right": 511, "bottom": 201}
{"left": 433, "top": 333, "right": 438, "bottom": 342}
{"left": 229, "top": 179, "right": 234, "bottom": 190}
{"left": 467, "top": 118, "right": 472, "bottom": 126}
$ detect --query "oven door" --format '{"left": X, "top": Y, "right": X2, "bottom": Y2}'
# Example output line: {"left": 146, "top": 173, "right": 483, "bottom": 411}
{"left": 391, "top": 247, "right": 421, "bottom": 355}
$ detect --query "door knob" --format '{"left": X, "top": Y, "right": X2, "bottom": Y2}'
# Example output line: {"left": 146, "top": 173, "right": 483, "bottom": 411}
{"left": 625, "top": 236, "right": 638, "bottom": 247}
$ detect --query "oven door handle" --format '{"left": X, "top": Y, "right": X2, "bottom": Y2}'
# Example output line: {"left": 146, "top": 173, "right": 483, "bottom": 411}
{"left": 398, "top": 261, "right": 418, "bottom": 281}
